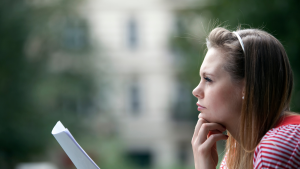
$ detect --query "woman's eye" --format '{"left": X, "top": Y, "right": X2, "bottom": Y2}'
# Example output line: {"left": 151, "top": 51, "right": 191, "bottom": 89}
{"left": 204, "top": 77, "right": 212, "bottom": 82}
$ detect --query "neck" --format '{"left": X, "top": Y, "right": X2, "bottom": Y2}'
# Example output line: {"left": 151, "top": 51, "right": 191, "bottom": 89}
{"left": 224, "top": 115, "right": 241, "bottom": 143}
{"left": 226, "top": 125, "right": 240, "bottom": 143}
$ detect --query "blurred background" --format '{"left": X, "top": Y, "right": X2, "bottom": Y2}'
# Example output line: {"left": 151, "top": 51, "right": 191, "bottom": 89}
{"left": 0, "top": 0, "right": 299, "bottom": 169}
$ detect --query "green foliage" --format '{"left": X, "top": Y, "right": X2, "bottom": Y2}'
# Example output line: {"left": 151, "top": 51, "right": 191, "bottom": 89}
{"left": 0, "top": 0, "right": 97, "bottom": 168}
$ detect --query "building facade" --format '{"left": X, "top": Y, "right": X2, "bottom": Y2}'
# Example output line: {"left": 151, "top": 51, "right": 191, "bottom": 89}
{"left": 83, "top": 0, "right": 197, "bottom": 168}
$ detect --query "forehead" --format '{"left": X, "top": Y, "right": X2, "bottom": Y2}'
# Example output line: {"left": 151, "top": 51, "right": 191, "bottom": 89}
{"left": 200, "top": 48, "right": 226, "bottom": 75}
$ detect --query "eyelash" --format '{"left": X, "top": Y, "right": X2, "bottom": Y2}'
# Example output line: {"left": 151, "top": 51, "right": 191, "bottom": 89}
{"left": 204, "top": 77, "right": 212, "bottom": 82}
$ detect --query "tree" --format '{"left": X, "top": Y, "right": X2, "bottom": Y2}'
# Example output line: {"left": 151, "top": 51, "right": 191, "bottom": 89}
{"left": 0, "top": 0, "right": 97, "bottom": 168}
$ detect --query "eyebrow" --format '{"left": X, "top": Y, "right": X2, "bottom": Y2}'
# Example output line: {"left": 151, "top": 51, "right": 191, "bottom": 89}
{"left": 199, "top": 71, "right": 215, "bottom": 77}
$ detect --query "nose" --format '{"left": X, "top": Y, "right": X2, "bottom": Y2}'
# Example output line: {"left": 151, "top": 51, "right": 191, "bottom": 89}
{"left": 192, "top": 83, "right": 204, "bottom": 99}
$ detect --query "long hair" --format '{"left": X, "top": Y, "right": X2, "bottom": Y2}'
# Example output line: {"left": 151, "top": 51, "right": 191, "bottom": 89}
{"left": 206, "top": 27, "right": 293, "bottom": 169}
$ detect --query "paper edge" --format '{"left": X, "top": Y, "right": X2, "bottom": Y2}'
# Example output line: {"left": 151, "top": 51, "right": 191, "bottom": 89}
{"left": 51, "top": 121, "right": 66, "bottom": 134}
{"left": 64, "top": 129, "right": 100, "bottom": 169}
{"left": 51, "top": 121, "right": 100, "bottom": 169}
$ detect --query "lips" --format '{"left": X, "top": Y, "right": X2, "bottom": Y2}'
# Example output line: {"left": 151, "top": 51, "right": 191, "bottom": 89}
{"left": 196, "top": 102, "right": 206, "bottom": 111}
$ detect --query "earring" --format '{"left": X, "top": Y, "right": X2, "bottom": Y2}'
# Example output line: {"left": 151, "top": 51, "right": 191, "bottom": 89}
{"left": 242, "top": 96, "right": 244, "bottom": 99}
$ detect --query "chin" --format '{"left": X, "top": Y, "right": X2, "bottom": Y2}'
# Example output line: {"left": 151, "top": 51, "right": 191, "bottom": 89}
{"left": 198, "top": 113, "right": 211, "bottom": 122}
{"left": 199, "top": 113, "right": 225, "bottom": 126}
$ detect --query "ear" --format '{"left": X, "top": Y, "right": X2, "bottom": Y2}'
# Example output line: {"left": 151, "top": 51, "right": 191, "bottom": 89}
{"left": 241, "top": 79, "right": 245, "bottom": 97}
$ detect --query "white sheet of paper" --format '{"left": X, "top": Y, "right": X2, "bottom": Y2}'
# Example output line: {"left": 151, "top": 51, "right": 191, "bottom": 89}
{"left": 51, "top": 121, "right": 100, "bottom": 169}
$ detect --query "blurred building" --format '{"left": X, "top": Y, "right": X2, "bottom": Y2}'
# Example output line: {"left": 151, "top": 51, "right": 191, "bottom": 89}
{"left": 82, "top": 0, "right": 197, "bottom": 168}
{"left": 16, "top": 163, "right": 57, "bottom": 169}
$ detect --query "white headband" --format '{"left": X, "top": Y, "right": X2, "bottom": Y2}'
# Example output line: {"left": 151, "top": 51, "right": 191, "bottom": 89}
{"left": 233, "top": 31, "right": 245, "bottom": 52}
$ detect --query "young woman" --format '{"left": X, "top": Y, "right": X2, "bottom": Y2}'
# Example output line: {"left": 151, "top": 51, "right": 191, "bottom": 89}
{"left": 191, "top": 27, "right": 300, "bottom": 169}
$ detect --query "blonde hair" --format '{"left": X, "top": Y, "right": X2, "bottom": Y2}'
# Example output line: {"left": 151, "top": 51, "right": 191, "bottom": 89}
{"left": 206, "top": 27, "right": 293, "bottom": 168}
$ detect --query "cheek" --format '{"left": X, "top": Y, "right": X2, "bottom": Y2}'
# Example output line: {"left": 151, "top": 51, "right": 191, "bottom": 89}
{"left": 208, "top": 85, "right": 230, "bottom": 106}
{"left": 207, "top": 85, "right": 240, "bottom": 121}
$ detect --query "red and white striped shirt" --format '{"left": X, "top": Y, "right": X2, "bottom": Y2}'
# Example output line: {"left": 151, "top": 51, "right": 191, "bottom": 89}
{"left": 220, "top": 115, "right": 300, "bottom": 169}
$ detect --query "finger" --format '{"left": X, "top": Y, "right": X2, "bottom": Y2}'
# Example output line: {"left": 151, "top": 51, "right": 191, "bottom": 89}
{"left": 198, "top": 123, "right": 226, "bottom": 144}
{"left": 212, "top": 142, "right": 217, "bottom": 152}
{"left": 201, "top": 133, "right": 228, "bottom": 151}
{"left": 192, "top": 118, "right": 207, "bottom": 141}
{"left": 207, "top": 130, "right": 223, "bottom": 138}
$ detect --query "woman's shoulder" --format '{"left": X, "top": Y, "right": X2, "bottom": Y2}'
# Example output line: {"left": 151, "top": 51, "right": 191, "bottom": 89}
{"left": 253, "top": 115, "right": 300, "bottom": 168}
{"left": 259, "top": 123, "right": 300, "bottom": 148}
{"left": 273, "top": 113, "right": 300, "bottom": 128}
{"left": 261, "top": 114, "right": 300, "bottom": 143}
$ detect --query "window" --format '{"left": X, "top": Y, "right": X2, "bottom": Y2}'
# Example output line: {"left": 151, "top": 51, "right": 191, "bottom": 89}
{"left": 126, "top": 151, "right": 152, "bottom": 167}
{"left": 62, "top": 19, "right": 88, "bottom": 51}
{"left": 129, "top": 82, "right": 141, "bottom": 114}
{"left": 127, "top": 17, "right": 138, "bottom": 50}
{"left": 174, "top": 17, "right": 185, "bottom": 35}
{"left": 172, "top": 80, "right": 197, "bottom": 121}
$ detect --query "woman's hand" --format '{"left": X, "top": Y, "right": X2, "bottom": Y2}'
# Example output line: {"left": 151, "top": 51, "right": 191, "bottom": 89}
{"left": 191, "top": 118, "right": 228, "bottom": 169}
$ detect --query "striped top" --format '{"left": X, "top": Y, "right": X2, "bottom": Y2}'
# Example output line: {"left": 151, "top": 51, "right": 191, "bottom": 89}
{"left": 220, "top": 115, "right": 300, "bottom": 169}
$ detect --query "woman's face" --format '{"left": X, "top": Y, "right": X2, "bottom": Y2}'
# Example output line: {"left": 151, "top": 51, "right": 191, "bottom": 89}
{"left": 192, "top": 48, "right": 244, "bottom": 128}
